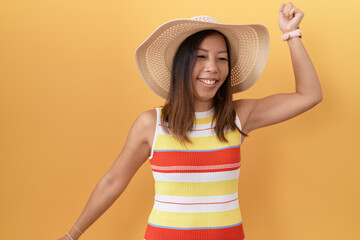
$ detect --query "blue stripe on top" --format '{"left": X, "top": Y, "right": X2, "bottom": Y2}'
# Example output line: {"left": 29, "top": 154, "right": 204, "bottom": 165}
{"left": 148, "top": 222, "right": 243, "bottom": 230}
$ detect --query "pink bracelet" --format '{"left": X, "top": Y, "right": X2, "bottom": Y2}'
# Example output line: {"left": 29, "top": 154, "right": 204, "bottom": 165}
{"left": 281, "top": 28, "right": 302, "bottom": 41}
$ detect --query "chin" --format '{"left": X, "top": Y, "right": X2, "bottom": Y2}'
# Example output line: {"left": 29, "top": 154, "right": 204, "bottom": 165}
{"left": 196, "top": 93, "right": 217, "bottom": 102}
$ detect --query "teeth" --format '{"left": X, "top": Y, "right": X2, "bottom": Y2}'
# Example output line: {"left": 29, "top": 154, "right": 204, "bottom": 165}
{"left": 198, "top": 78, "right": 216, "bottom": 85}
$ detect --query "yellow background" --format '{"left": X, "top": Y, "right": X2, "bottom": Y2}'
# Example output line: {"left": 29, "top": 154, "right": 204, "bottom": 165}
{"left": 0, "top": 0, "right": 359, "bottom": 239}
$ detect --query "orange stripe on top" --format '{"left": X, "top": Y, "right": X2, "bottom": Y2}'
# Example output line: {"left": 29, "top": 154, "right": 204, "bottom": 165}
{"left": 150, "top": 146, "right": 240, "bottom": 167}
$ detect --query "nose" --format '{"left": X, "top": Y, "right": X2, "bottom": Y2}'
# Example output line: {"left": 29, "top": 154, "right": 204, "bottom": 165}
{"left": 205, "top": 58, "right": 218, "bottom": 73}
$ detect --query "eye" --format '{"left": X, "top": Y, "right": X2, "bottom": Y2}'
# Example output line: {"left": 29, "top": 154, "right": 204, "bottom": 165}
{"left": 219, "top": 57, "right": 228, "bottom": 61}
{"left": 196, "top": 55, "right": 206, "bottom": 59}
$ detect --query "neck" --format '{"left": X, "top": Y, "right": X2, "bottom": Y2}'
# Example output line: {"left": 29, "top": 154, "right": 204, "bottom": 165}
{"left": 193, "top": 100, "right": 214, "bottom": 112}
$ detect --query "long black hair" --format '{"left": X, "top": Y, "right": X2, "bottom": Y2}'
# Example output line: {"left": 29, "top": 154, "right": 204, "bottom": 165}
{"left": 161, "top": 29, "right": 246, "bottom": 143}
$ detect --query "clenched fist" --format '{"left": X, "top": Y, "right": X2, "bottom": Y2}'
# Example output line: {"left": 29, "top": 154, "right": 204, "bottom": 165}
{"left": 279, "top": 2, "right": 304, "bottom": 33}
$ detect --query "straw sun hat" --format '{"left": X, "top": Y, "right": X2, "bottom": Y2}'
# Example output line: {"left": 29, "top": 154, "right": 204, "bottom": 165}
{"left": 135, "top": 16, "right": 270, "bottom": 99}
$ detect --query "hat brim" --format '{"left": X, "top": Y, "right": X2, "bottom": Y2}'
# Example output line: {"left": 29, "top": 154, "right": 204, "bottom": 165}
{"left": 135, "top": 17, "right": 270, "bottom": 99}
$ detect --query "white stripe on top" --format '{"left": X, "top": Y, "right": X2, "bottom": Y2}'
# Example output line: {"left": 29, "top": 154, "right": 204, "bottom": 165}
{"left": 151, "top": 162, "right": 241, "bottom": 171}
{"left": 154, "top": 192, "right": 239, "bottom": 204}
{"left": 158, "top": 122, "right": 239, "bottom": 138}
{"left": 152, "top": 169, "right": 240, "bottom": 182}
{"left": 158, "top": 122, "right": 216, "bottom": 138}
{"left": 153, "top": 198, "right": 239, "bottom": 213}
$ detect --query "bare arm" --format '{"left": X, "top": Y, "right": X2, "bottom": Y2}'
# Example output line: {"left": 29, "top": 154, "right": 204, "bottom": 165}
{"left": 235, "top": 2, "right": 322, "bottom": 134}
{"left": 59, "top": 110, "right": 156, "bottom": 240}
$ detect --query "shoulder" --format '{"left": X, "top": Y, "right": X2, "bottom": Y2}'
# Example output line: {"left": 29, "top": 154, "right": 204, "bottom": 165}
{"left": 132, "top": 109, "right": 157, "bottom": 133}
{"left": 137, "top": 109, "right": 157, "bottom": 124}
{"left": 130, "top": 109, "right": 157, "bottom": 146}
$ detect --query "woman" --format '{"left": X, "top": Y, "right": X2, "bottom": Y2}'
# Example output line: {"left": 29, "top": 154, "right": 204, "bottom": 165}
{"left": 59, "top": 2, "right": 322, "bottom": 240}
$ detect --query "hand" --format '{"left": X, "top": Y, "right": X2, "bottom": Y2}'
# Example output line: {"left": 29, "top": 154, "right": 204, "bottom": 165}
{"left": 278, "top": 2, "right": 304, "bottom": 33}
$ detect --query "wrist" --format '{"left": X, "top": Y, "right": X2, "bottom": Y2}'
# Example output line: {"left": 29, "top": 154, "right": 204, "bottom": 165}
{"left": 67, "top": 227, "right": 81, "bottom": 240}
{"left": 280, "top": 27, "right": 299, "bottom": 34}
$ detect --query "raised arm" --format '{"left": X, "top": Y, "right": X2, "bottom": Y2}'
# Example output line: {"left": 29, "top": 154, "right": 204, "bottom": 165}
{"left": 235, "top": 2, "right": 322, "bottom": 135}
{"left": 59, "top": 110, "right": 156, "bottom": 240}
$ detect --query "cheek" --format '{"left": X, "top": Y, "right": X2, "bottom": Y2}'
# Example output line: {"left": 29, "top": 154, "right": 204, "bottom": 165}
{"left": 221, "top": 66, "right": 230, "bottom": 79}
{"left": 192, "top": 63, "right": 202, "bottom": 77}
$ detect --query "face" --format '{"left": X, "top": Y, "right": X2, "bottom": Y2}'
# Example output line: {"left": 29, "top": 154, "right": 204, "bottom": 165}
{"left": 191, "top": 33, "right": 229, "bottom": 109}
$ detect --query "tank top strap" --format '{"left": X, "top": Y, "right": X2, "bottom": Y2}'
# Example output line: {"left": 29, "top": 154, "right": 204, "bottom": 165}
{"left": 234, "top": 113, "right": 242, "bottom": 131}
{"left": 149, "top": 107, "right": 160, "bottom": 159}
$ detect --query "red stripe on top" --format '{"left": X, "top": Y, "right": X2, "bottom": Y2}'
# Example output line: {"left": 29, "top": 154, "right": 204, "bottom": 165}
{"left": 158, "top": 124, "right": 215, "bottom": 132}
{"left": 144, "top": 222, "right": 245, "bottom": 240}
{"left": 150, "top": 146, "right": 240, "bottom": 167}
{"left": 151, "top": 166, "right": 240, "bottom": 173}
{"left": 191, "top": 127, "right": 215, "bottom": 131}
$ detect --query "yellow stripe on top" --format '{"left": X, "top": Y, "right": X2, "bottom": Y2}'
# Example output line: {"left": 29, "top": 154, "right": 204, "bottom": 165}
{"left": 194, "top": 115, "right": 213, "bottom": 125}
{"left": 154, "top": 179, "right": 239, "bottom": 197}
{"left": 154, "top": 129, "right": 240, "bottom": 151}
{"left": 148, "top": 208, "right": 242, "bottom": 228}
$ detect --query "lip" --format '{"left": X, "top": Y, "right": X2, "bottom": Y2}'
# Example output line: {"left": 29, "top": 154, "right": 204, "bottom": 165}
{"left": 197, "top": 78, "right": 219, "bottom": 88}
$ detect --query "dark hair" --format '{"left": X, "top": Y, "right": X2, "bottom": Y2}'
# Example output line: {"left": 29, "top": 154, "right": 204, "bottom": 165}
{"left": 161, "top": 29, "right": 247, "bottom": 143}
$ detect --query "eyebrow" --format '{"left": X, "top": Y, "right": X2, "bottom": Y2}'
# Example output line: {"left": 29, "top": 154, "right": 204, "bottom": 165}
{"left": 197, "top": 48, "right": 228, "bottom": 54}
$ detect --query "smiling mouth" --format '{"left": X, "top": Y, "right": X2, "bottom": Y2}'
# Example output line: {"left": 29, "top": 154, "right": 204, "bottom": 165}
{"left": 197, "top": 78, "right": 218, "bottom": 86}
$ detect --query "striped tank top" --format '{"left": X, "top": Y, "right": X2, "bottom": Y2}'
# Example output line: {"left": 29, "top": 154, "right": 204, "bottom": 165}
{"left": 143, "top": 107, "right": 245, "bottom": 240}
